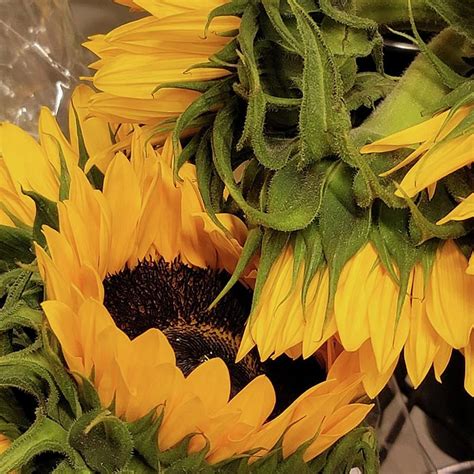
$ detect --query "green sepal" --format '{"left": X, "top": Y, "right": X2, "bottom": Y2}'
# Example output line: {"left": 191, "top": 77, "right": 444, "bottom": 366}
{"left": 377, "top": 206, "right": 420, "bottom": 321}
{"left": 22, "top": 190, "right": 59, "bottom": 248}
{"left": 404, "top": 185, "right": 471, "bottom": 243}
{"left": 195, "top": 129, "right": 227, "bottom": 232}
{"left": 75, "top": 373, "right": 102, "bottom": 412}
{"left": 261, "top": 0, "right": 300, "bottom": 52}
{"left": 155, "top": 433, "right": 210, "bottom": 472}
{"left": 300, "top": 222, "right": 325, "bottom": 308}
{"left": 127, "top": 409, "right": 162, "bottom": 470}
{"left": 172, "top": 77, "right": 234, "bottom": 178}
{"left": 205, "top": 0, "right": 249, "bottom": 34}
{"left": 210, "top": 226, "right": 262, "bottom": 310}
{"left": 322, "top": 426, "right": 378, "bottom": 474}
{"left": 395, "top": 1, "right": 467, "bottom": 90}
{"left": 237, "top": 4, "right": 297, "bottom": 171}
{"left": 0, "top": 225, "right": 34, "bottom": 265}
{"left": 425, "top": 80, "right": 474, "bottom": 115}
{"left": 0, "top": 412, "right": 87, "bottom": 473}
{"left": 68, "top": 408, "right": 133, "bottom": 473}
{"left": 289, "top": 0, "right": 332, "bottom": 164}
{"left": 319, "top": 163, "right": 371, "bottom": 311}
{"left": 212, "top": 101, "right": 334, "bottom": 231}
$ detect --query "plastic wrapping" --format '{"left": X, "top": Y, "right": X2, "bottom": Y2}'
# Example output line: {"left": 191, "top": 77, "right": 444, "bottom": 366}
{"left": 0, "top": 0, "right": 85, "bottom": 136}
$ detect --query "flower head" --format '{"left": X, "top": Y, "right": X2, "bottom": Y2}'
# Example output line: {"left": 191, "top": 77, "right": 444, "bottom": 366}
{"left": 0, "top": 99, "right": 371, "bottom": 466}
{"left": 360, "top": 104, "right": 474, "bottom": 198}
{"left": 84, "top": 0, "right": 238, "bottom": 124}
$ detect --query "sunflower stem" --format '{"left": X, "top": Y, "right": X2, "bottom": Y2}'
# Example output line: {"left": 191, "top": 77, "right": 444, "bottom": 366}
{"left": 352, "top": 28, "right": 469, "bottom": 145}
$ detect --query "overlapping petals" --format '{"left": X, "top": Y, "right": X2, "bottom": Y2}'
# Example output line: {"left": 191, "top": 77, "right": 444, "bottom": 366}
{"left": 41, "top": 296, "right": 372, "bottom": 464}
{"left": 237, "top": 239, "right": 474, "bottom": 397}
{"left": 85, "top": 0, "right": 239, "bottom": 124}
{"left": 360, "top": 105, "right": 474, "bottom": 198}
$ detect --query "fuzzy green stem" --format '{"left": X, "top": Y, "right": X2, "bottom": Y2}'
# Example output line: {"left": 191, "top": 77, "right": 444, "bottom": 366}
{"left": 356, "top": 0, "right": 444, "bottom": 30}
{"left": 352, "top": 28, "right": 468, "bottom": 145}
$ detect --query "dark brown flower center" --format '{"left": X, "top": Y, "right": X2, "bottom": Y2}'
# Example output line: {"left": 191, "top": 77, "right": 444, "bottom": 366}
{"left": 103, "top": 258, "right": 326, "bottom": 410}
{"left": 103, "top": 258, "right": 262, "bottom": 395}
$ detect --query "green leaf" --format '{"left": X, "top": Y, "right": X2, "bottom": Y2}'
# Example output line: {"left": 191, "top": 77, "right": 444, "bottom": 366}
{"left": 68, "top": 409, "right": 133, "bottom": 473}
{"left": 319, "top": 163, "right": 371, "bottom": 310}
{"left": 0, "top": 225, "right": 34, "bottom": 264}
{"left": 22, "top": 190, "right": 59, "bottom": 248}
{"left": 0, "top": 413, "right": 86, "bottom": 473}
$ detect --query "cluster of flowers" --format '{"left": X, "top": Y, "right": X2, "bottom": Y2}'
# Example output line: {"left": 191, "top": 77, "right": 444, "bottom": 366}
{"left": 0, "top": 0, "right": 472, "bottom": 471}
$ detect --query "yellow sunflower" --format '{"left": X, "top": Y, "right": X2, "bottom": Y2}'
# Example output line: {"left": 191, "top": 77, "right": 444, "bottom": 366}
{"left": 238, "top": 240, "right": 474, "bottom": 397}
{"left": 360, "top": 104, "right": 473, "bottom": 198}
{"left": 0, "top": 118, "right": 371, "bottom": 464}
{"left": 84, "top": 0, "right": 238, "bottom": 125}
{"left": 437, "top": 193, "right": 474, "bottom": 275}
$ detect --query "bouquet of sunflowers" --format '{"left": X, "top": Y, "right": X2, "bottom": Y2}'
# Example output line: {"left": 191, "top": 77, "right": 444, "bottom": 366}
{"left": 0, "top": 0, "right": 472, "bottom": 471}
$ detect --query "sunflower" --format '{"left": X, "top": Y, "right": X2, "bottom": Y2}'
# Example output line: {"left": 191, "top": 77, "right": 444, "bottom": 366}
{"left": 238, "top": 238, "right": 474, "bottom": 397}
{"left": 437, "top": 194, "right": 474, "bottom": 274}
{"left": 0, "top": 98, "right": 373, "bottom": 465}
{"left": 360, "top": 104, "right": 473, "bottom": 198}
{"left": 84, "top": 0, "right": 238, "bottom": 125}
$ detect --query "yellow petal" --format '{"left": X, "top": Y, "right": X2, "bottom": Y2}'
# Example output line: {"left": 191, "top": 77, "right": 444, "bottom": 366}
{"left": 359, "top": 341, "right": 399, "bottom": 398}
{"left": 134, "top": 0, "right": 227, "bottom": 18}
{"left": 69, "top": 85, "right": 114, "bottom": 159}
{"left": 186, "top": 358, "right": 230, "bottom": 413}
{"left": 395, "top": 134, "right": 474, "bottom": 197}
{"left": 366, "top": 261, "right": 410, "bottom": 373}
{"left": 301, "top": 269, "right": 335, "bottom": 358}
{"left": 360, "top": 106, "right": 471, "bottom": 154}
{"left": 426, "top": 240, "right": 474, "bottom": 349}
{"left": 433, "top": 340, "right": 453, "bottom": 382}
{"left": 93, "top": 53, "right": 230, "bottom": 99}
{"left": 227, "top": 375, "right": 275, "bottom": 428}
{"left": 334, "top": 244, "right": 376, "bottom": 351}
{"left": 468, "top": 253, "right": 474, "bottom": 275}
{"left": 404, "top": 264, "right": 440, "bottom": 388}
{"left": 88, "top": 89, "right": 200, "bottom": 124}
{"left": 103, "top": 152, "right": 142, "bottom": 274}
{"left": 463, "top": 332, "right": 474, "bottom": 396}
{"left": 0, "top": 122, "right": 58, "bottom": 201}
{"left": 437, "top": 193, "right": 474, "bottom": 225}
{"left": 303, "top": 403, "right": 374, "bottom": 461}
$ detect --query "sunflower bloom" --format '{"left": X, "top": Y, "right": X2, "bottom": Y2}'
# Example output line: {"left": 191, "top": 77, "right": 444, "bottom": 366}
{"left": 237, "top": 245, "right": 336, "bottom": 363}
{"left": 84, "top": 0, "right": 238, "bottom": 124}
{"left": 0, "top": 113, "right": 372, "bottom": 463}
{"left": 360, "top": 105, "right": 474, "bottom": 198}
{"left": 238, "top": 239, "right": 473, "bottom": 397}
